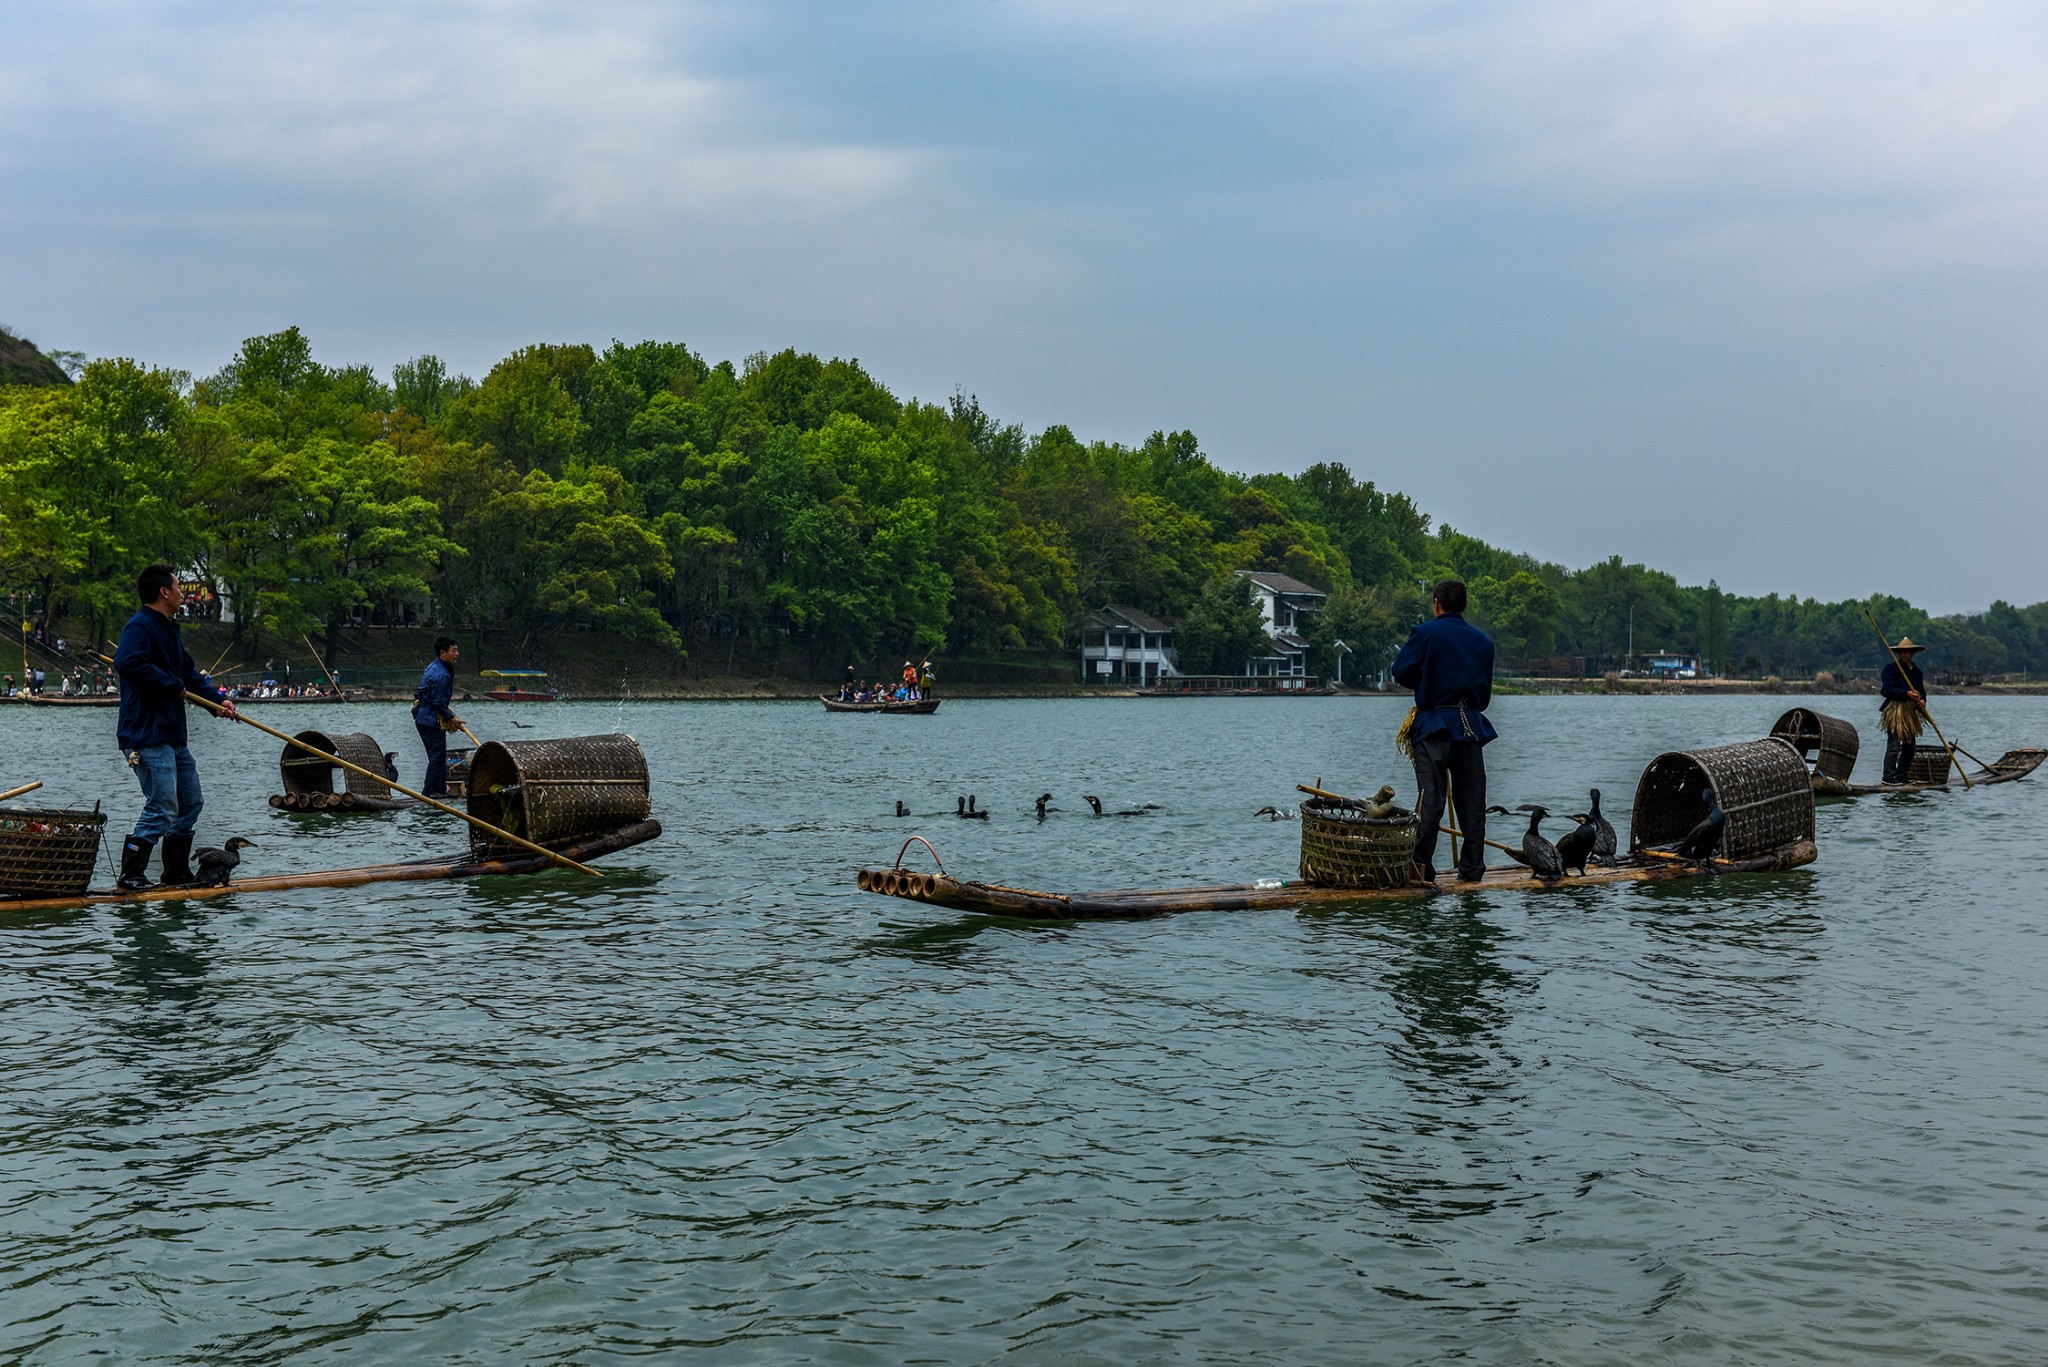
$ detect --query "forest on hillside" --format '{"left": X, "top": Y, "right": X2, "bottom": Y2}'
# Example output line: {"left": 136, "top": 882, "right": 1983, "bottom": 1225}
{"left": 3, "top": 326, "right": 2044, "bottom": 681}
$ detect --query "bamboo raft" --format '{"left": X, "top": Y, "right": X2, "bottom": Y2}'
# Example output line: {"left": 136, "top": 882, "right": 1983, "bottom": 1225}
{"left": 819, "top": 695, "right": 942, "bottom": 714}
{"left": 1813, "top": 747, "right": 2043, "bottom": 797}
{"left": 0, "top": 819, "right": 661, "bottom": 914}
{"left": 857, "top": 842, "right": 1818, "bottom": 919}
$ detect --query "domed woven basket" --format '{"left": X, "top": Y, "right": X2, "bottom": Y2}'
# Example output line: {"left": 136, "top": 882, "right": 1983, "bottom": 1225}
{"left": 1299, "top": 797, "right": 1418, "bottom": 889}
{"left": 465, "top": 734, "right": 650, "bottom": 859}
{"left": 280, "top": 730, "right": 399, "bottom": 799}
{"left": 1769, "top": 708, "right": 1860, "bottom": 782}
{"left": 1631, "top": 737, "right": 1814, "bottom": 860}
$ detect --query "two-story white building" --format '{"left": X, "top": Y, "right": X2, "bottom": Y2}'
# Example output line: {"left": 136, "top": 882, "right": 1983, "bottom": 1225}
{"left": 1077, "top": 605, "right": 1181, "bottom": 686}
{"left": 1236, "top": 570, "right": 1327, "bottom": 679}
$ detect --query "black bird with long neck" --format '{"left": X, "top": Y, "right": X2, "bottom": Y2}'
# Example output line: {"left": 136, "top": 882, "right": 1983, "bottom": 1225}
{"left": 1585, "top": 788, "right": 1618, "bottom": 864}
{"left": 1512, "top": 805, "right": 1566, "bottom": 881}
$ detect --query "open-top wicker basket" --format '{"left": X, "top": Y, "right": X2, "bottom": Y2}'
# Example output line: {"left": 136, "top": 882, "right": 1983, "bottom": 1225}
{"left": 1631, "top": 737, "right": 1814, "bottom": 861}
{"left": 0, "top": 803, "right": 106, "bottom": 898}
{"left": 1769, "top": 708, "right": 1860, "bottom": 782}
{"left": 1299, "top": 796, "right": 1418, "bottom": 890}
{"left": 1907, "top": 747, "right": 1953, "bottom": 784}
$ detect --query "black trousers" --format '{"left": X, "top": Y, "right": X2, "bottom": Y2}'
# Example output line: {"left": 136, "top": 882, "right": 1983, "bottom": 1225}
{"left": 417, "top": 721, "right": 449, "bottom": 796}
{"left": 1411, "top": 739, "right": 1487, "bottom": 880}
{"left": 1882, "top": 733, "right": 1918, "bottom": 784}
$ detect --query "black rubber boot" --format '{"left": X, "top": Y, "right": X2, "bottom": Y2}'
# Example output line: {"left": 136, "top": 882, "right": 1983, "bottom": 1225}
{"left": 160, "top": 832, "right": 197, "bottom": 887}
{"left": 117, "top": 836, "right": 155, "bottom": 892}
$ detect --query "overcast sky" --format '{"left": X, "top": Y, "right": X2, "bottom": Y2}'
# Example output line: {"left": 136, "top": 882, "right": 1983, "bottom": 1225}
{"left": 5, "top": 1, "right": 2044, "bottom": 611}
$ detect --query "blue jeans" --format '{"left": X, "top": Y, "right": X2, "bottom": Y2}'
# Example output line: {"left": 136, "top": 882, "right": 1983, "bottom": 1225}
{"left": 417, "top": 722, "right": 448, "bottom": 795}
{"left": 131, "top": 744, "right": 203, "bottom": 842}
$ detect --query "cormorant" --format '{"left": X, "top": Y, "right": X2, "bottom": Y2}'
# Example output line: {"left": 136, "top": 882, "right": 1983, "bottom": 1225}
{"left": 1585, "top": 788, "right": 1618, "bottom": 865}
{"left": 895, "top": 800, "right": 909, "bottom": 817}
{"left": 1034, "top": 793, "right": 1055, "bottom": 819}
{"left": 1084, "top": 795, "right": 1151, "bottom": 817}
{"left": 1554, "top": 813, "right": 1597, "bottom": 876}
{"left": 192, "top": 837, "right": 255, "bottom": 888}
{"left": 1253, "top": 805, "right": 1297, "bottom": 821}
{"left": 956, "top": 795, "right": 988, "bottom": 820}
{"left": 1512, "top": 805, "right": 1566, "bottom": 881}
{"left": 1083, "top": 794, "right": 1102, "bottom": 816}
{"left": 1674, "top": 785, "right": 1724, "bottom": 860}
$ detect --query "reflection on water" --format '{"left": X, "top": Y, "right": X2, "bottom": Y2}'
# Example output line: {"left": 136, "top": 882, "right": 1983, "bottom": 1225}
{"left": 3, "top": 693, "right": 2047, "bottom": 1364}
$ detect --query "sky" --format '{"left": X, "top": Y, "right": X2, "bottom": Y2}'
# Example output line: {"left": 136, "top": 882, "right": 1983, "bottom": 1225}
{"left": 4, "top": 0, "right": 2045, "bottom": 612}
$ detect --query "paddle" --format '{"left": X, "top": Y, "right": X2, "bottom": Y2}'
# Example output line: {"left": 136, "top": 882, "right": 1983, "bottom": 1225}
{"left": 1, "top": 780, "right": 44, "bottom": 802}
{"left": 186, "top": 690, "right": 603, "bottom": 877}
{"left": 1862, "top": 607, "right": 1969, "bottom": 790}
{"left": 301, "top": 632, "right": 349, "bottom": 701}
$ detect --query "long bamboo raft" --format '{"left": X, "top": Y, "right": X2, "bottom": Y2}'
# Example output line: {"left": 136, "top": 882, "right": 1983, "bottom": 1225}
{"left": 856, "top": 840, "right": 1818, "bottom": 920}
{"left": 1812, "top": 746, "right": 2043, "bottom": 797}
{"left": 0, "top": 819, "right": 660, "bottom": 914}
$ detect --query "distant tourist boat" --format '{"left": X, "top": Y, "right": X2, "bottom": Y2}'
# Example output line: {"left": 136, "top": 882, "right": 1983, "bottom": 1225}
{"left": 819, "top": 694, "right": 941, "bottom": 715}
{"left": 480, "top": 669, "right": 559, "bottom": 702}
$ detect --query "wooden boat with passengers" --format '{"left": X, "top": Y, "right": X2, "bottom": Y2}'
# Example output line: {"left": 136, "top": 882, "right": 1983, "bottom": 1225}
{"left": 820, "top": 694, "right": 941, "bottom": 715}
{"left": 859, "top": 739, "right": 1819, "bottom": 920}
{"left": 1768, "top": 707, "right": 2043, "bottom": 797}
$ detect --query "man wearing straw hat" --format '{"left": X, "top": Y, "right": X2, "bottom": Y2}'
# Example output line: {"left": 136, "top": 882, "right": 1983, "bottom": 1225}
{"left": 112, "top": 563, "right": 237, "bottom": 891}
{"left": 1391, "top": 578, "right": 1496, "bottom": 883}
{"left": 1879, "top": 636, "right": 1929, "bottom": 784}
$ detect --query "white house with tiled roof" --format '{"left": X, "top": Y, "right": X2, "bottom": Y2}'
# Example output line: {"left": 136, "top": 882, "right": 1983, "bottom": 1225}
{"left": 1236, "top": 570, "right": 1327, "bottom": 679}
{"left": 1077, "top": 604, "right": 1181, "bottom": 685}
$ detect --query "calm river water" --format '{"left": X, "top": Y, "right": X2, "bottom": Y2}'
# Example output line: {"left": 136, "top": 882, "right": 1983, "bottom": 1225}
{"left": 4, "top": 693, "right": 2047, "bottom": 1363}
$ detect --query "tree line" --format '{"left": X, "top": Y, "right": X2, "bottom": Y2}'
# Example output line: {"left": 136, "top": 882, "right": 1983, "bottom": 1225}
{"left": 3, "top": 326, "right": 2043, "bottom": 680}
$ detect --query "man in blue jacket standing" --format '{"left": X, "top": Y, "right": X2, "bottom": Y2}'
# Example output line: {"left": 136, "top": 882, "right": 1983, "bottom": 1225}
{"left": 1878, "top": 635, "right": 1928, "bottom": 783}
{"left": 113, "top": 564, "right": 236, "bottom": 891}
{"left": 1390, "top": 579, "right": 1497, "bottom": 883}
{"left": 412, "top": 637, "right": 465, "bottom": 797}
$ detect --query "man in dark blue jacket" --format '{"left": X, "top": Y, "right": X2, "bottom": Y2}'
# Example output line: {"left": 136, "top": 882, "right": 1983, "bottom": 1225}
{"left": 1390, "top": 579, "right": 1497, "bottom": 883}
{"left": 1879, "top": 636, "right": 1928, "bottom": 783}
{"left": 412, "top": 637, "right": 465, "bottom": 797}
{"left": 113, "top": 564, "right": 236, "bottom": 890}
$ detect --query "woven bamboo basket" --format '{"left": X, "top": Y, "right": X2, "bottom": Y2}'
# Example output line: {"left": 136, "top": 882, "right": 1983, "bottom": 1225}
{"left": 1907, "top": 747, "right": 1953, "bottom": 784}
{"left": 1631, "top": 738, "right": 1814, "bottom": 861}
{"left": 465, "top": 734, "right": 650, "bottom": 858}
{"left": 280, "top": 730, "right": 400, "bottom": 799}
{"left": 0, "top": 804, "right": 106, "bottom": 898}
{"left": 1299, "top": 797, "right": 1418, "bottom": 889}
{"left": 1769, "top": 708, "right": 1860, "bottom": 782}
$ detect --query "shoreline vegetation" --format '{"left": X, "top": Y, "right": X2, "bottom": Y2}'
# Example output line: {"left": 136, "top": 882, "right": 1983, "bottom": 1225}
{"left": 6, "top": 325, "right": 2047, "bottom": 690}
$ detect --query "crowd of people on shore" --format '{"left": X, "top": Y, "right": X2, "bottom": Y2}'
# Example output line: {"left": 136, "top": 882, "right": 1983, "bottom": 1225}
{"left": 838, "top": 660, "right": 936, "bottom": 704}
{"left": 3, "top": 665, "right": 116, "bottom": 697}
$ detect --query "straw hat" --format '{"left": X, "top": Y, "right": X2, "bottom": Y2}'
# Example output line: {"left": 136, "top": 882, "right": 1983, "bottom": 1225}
{"left": 1893, "top": 636, "right": 1926, "bottom": 653}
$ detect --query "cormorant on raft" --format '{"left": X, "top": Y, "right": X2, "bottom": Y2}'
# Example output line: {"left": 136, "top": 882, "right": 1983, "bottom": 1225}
{"left": 956, "top": 796, "right": 988, "bottom": 820}
{"left": 1489, "top": 804, "right": 1564, "bottom": 880}
{"left": 1585, "top": 789, "right": 1618, "bottom": 865}
{"left": 1554, "top": 814, "right": 1596, "bottom": 876}
{"left": 1671, "top": 786, "right": 1724, "bottom": 860}
{"left": 192, "top": 837, "right": 255, "bottom": 888}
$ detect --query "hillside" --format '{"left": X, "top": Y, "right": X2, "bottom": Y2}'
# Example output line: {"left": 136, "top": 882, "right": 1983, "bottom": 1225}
{"left": 0, "top": 327, "right": 73, "bottom": 387}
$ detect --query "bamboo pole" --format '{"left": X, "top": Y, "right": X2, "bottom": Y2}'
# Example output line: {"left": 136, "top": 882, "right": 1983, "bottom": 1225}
{"left": 1442, "top": 823, "right": 1523, "bottom": 860}
{"left": 185, "top": 689, "right": 602, "bottom": 877}
{"left": 1, "top": 780, "right": 43, "bottom": 802}
{"left": 1862, "top": 606, "right": 1969, "bottom": 790}
{"left": 205, "top": 639, "right": 237, "bottom": 676}
{"left": 301, "top": 633, "right": 348, "bottom": 701}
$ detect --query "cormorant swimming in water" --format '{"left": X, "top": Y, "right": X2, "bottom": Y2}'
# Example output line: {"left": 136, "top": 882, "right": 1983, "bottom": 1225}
{"left": 956, "top": 795, "right": 988, "bottom": 820}
{"left": 895, "top": 800, "right": 909, "bottom": 817}
{"left": 192, "top": 836, "right": 255, "bottom": 888}
{"left": 1512, "top": 805, "right": 1565, "bottom": 881}
{"left": 1585, "top": 788, "right": 1618, "bottom": 865}
{"left": 1034, "top": 793, "right": 1055, "bottom": 819}
{"left": 1084, "top": 795, "right": 1153, "bottom": 817}
{"left": 1554, "top": 813, "right": 1597, "bottom": 876}
{"left": 1253, "top": 805, "right": 1297, "bottom": 821}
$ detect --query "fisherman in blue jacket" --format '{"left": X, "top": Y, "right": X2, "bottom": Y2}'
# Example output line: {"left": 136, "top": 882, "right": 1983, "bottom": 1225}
{"left": 112, "top": 563, "right": 236, "bottom": 891}
{"left": 412, "top": 637, "right": 465, "bottom": 797}
{"left": 1878, "top": 636, "right": 1928, "bottom": 783}
{"left": 1390, "top": 578, "right": 1497, "bottom": 883}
